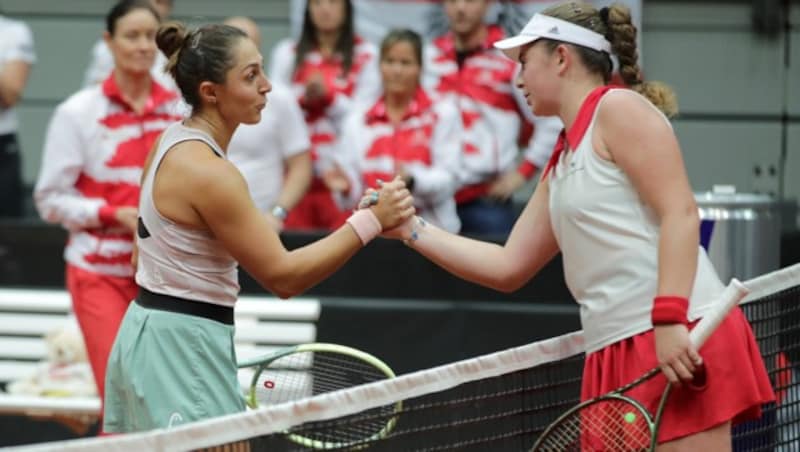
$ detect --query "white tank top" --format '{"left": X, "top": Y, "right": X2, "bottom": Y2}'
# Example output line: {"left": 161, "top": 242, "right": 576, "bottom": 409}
{"left": 135, "top": 122, "right": 239, "bottom": 307}
{"left": 548, "top": 88, "right": 724, "bottom": 353}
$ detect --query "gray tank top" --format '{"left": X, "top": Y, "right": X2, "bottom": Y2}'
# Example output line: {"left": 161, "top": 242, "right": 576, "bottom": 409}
{"left": 135, "top": 122, "right": 239, "bottom": 307}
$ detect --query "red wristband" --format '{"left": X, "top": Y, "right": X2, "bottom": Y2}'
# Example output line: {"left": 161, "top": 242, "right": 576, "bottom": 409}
{"left": 651, "top": 296, "right": 689, "bottom": 325}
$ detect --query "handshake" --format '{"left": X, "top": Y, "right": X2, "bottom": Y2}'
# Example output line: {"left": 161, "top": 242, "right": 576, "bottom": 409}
{"left": 347, "top": 175, "right": 422, "bottom": 245}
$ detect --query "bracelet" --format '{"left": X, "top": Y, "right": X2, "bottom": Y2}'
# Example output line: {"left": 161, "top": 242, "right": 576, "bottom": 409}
{"left": 346, "top": 209, "right": 382, "bottom": 245}
{"left": 271, "top": 205, "right": 288, "bottom": 221}
{"left": 403, "top": 217, "right": 427, "bottom": 246}
{"left": 651, "top": 296, "right": 689, "bottom": 326}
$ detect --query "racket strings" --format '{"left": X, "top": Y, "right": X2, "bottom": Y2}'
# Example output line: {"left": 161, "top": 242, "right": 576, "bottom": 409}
{"left": 251, "top": 350, "right": 396, "bottom": 445}
{"left": 253, "top": 351, "right": 389, "bottom": 404}
{"left": 536, "top": 399, "right": 652, "bottom": 451}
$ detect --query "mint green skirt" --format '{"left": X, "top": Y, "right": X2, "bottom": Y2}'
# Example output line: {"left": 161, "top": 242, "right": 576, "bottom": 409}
{"left": 103, "top": 300, "right": 245, "bottom": 433}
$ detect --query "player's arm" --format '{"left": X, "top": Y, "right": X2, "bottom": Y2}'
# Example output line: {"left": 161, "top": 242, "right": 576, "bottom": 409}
{"left": 597, "top": 90, "right": 701, "bottom": 383}
{"left": 186, "top": 149, "right": 410, "bottom": 299}
{"left": 399, "top": 176, "right": 560, "bottom": 293}
{"left": 275, "top": 151, "right": 312, "bottom": 213}
{"left": 597, "top": 91, "right": 699, "bottom": 303}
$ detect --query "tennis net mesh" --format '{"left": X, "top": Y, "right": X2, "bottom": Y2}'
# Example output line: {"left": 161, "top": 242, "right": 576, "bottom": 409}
{"left": 10, "top": 264, "right": 800, "bottom": 452}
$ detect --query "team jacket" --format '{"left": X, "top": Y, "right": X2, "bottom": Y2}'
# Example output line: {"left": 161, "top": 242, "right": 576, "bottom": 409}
{"left": 423, "top": 25, "right": 562, "bottom": 203}
{"left": 34, "top": 75, "right": 182, "bottom": 277}
{"left": 269, "top": 36, "right": 380, "bottom": 175}
{"left": 336, "top": 88, "right": 462, "bottom": 233}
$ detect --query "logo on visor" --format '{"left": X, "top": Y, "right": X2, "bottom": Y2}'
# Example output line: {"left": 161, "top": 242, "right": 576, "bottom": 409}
{"left": 548, "top": 26, "right": 559, "bottom": 34}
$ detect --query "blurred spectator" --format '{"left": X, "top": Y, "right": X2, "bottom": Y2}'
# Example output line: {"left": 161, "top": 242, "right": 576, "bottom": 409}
{"left": 423, "top": 0, "right": 561, "bottom": 237}
{"left": 82, "top": 0, "right": 175, "bottom": 88}
{"left": 225, "top": 16, "right": 312, "bottom": 232}
{"left": 269, "top": 0, "right": 380, "bottom": 230}
{"left": 33, "top": 0, "right": 181, "bottom": 423}
{"left": 334, "top": 29, "right": 462, "bottom": 233}
{"left": 0, "top": 12, "right": 35, "bottom": 217}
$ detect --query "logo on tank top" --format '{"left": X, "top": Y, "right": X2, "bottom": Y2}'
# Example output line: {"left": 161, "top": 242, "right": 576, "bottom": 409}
{"left": 168, "top": 412, "right": 184, "bottom": 428}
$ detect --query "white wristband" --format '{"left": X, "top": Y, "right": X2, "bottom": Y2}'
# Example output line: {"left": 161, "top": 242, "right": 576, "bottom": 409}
{"left": 346, "top": 209, "right": 382, "bottom": 245}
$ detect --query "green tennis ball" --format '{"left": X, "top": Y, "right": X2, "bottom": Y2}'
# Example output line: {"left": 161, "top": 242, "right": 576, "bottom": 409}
{"left": 624, "top": 412, "right": 637, "bottom": 424}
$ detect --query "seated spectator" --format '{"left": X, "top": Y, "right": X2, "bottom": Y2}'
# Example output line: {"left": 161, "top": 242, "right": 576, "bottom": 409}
{"left": 333, "top": 29, "right": 462, "bottom": 233}
{"left": 0, "top": 12, "right": 36, "bottom": 217}
{"left": 225, "top": 16, "right": 313, "bottom": 231}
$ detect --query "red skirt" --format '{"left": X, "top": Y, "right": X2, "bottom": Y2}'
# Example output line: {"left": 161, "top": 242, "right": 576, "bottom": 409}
{"left": 581, "top": 307, "right": 775, "bottom": 444}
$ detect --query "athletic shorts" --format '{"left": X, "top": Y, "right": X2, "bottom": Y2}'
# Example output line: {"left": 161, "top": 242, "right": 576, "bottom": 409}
{"left": 103, "top": 300, "right": 245, "bottom": 433}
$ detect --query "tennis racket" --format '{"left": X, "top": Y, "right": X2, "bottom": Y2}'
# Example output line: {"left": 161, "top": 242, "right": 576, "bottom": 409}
{"left": 530, "top": 279, "right": 750, "bottom": 452}
{"left": 237, "top": 342, "right": 402, "bottom": 449}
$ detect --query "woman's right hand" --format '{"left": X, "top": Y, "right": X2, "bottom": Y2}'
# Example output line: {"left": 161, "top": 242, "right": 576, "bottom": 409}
{"left": 654, "top": 323, "right": 702, "bottom": 386}
{"left": 369, "top": 176, "right": 415, "bottom": 231}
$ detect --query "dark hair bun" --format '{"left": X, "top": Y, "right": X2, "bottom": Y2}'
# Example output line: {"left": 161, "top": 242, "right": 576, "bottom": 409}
{"left": 156, "top": 21, "right": 187, "bottom": 58}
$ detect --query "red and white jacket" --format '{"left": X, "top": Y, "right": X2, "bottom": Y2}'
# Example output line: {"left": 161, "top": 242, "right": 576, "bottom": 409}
{"left": 269, "top": 36, "right": 380, "bottom": 176}
{"left": 34, "top": 75, "right": 182, "bottom": 277}
{"left": 336, "top": 88, "right": 462, "bottom": 233}
{"left": 423, "top": 25, "right": 562, "bottom": 203}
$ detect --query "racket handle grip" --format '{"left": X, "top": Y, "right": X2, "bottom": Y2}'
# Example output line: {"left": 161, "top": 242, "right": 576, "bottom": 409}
{"left": 689, "top": 278, "right": 749, "bottom": 348}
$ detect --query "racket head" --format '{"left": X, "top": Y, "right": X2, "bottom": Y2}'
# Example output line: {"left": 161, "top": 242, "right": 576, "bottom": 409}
{"left": 532, "top": 278, "right": 747, "bottom": 451}
{"left": 531, "top": 393, "right": 657, "bottom": 452}
{"left": 238, "top": 343, "right": 402, "bottom": 449}
{"left": 241, "top": 343, "right": 396, "bottom": 408}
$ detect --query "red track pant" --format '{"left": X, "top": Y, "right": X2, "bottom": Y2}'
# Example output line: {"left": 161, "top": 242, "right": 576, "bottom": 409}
{"left": 66, "top": 264, "right": 137, "bottom": 408}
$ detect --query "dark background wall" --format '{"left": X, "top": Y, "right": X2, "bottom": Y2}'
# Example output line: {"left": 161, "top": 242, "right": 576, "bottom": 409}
{"left": 0, "top": 220, "right": 584, "bottom": 446}
{"left": 0, "top": 219, "right": 581, "bottom": 372}
{"left": 2, "top": 219, "right": 799, "bottom": 375}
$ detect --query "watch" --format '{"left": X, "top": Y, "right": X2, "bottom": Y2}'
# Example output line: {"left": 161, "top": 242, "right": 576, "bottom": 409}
{"left": 271, "top": 205, "right": 288, "bottom": 221}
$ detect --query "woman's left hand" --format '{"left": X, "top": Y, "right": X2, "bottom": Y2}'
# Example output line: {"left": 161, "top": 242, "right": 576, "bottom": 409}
{"left": 654, "top": 323, "right": 702, "bottom": 386}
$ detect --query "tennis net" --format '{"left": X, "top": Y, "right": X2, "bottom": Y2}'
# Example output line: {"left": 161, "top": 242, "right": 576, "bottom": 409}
{"left": 9, "top": 263, "right": 800, "bottom": 452}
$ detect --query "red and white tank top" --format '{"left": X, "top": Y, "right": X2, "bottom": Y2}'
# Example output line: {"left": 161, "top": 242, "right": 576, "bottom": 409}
{"left": 547, "top": 87, "right": 724, "bottom": 352}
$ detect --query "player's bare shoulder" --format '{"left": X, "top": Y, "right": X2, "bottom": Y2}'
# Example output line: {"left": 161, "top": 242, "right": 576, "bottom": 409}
{"left": 159, "top": 140, "right": 248, "bottom": 201}
{"left": 597, "top": 89, "right": 671, "bottom": 140}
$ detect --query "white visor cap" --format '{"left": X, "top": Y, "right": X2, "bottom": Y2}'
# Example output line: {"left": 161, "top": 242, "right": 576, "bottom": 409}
{"left": 494, "top": 14, "right": 612, "bottom": 61}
